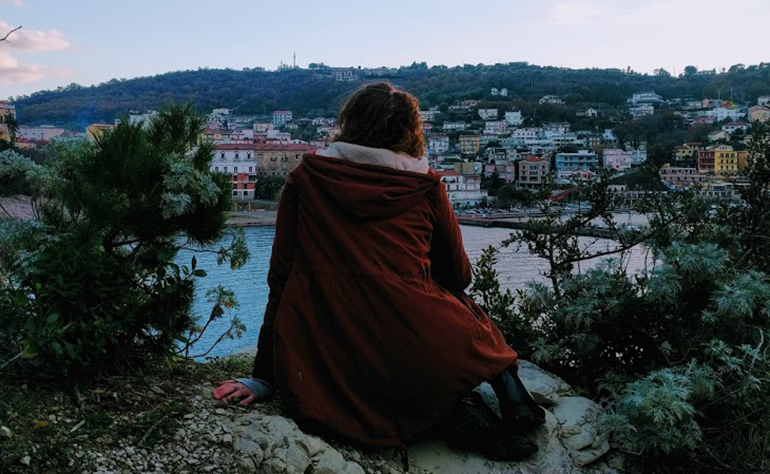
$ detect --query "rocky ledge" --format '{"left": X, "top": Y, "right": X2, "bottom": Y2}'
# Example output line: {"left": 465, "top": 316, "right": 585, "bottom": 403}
{"left": 87, "top": 361, "right": 623, "bottom": 474}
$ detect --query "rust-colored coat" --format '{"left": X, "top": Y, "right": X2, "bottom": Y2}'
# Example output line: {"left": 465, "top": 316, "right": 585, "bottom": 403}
{"left": 252, "top": 153, "right": 517, "bottom": 447}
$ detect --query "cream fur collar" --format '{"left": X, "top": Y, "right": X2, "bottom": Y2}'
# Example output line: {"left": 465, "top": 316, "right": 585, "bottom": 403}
{"left": 316, "top": 142, "right": 430, "bottom": 174}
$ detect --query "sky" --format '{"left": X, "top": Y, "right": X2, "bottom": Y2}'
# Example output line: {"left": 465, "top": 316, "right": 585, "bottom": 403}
{"left": 2, "top": 0, "right": 770, "bottom": 99}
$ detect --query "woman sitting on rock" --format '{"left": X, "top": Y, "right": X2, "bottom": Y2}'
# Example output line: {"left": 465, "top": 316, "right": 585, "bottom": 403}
{"left": 213, "top": 82, "right": 545, "bottom": 461}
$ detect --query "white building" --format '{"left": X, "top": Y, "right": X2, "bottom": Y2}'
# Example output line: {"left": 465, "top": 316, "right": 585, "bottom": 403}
{"left": 438, "top": 171, "right": 489, "bottom": 207}
{"left": 491, "top": 87, "right": 508, "bottom": 97}
{"left": 603, "top": 129, "right": 618, "bottom": 143}
{"left": 419, "top": 110, "right": 436, "bottom": 123}
{"left": 722, "top": 121, "right": 750, "bottom": 134}
{"left": 543, "top": 122, "right": 571, "bottom": 135}
{"left": 331, "top": 68, "right": 357, "bottom": 81}
{"left": 478, "top": 108, "right": 498, "bottom": 120}
{"left": 708, "top": 107, "right": 746, "bottom": 122}
{"left": 513, "top": 127, "right": 542, "bottom": 140}
{"left": 211, "top": 144, "right": 258, "bottom": 199}
{"left": 576, "top": 108, "right": 599, "bottom": 118}
{"left": 504, "top": 111, "right": 524, "bottom": 126}
{"left": 115, "top": 110, "right": 158, "bottom": 128}
{"left": 272, "top": 110, "right": 293, "bottom": 126}
{"left": 629, "top": 148, "right": 647, "bottom": 165}
{"left": 628, "top": 92, "right": 663, "bottom": 105}
{"left": 630, "top": 103, "right": 655, "bottom": 120}
{"left": 484, "top": 120, "right": 508, "bottom": 135}
{"left": 17, "top": 125, "right": 66, "bottom": 141}
{"left": 311, "top": 117, "right": 337, "bottom": 127}
{"left": 539, "top": 95, "right": 565, "bottom": 105}
{"left": 428, "top": 135, "right": 450, "bottom": 154}
{"left": 758, "top": 96, "right": 770, "bottom": 107}
{"left": 443, "top": 121, "right": 468, "bottom": 132}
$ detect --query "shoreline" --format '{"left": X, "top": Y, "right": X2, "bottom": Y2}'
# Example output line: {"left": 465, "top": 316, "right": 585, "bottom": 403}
{"left": 225, "top": 210, "right": 277, "bottom": 228}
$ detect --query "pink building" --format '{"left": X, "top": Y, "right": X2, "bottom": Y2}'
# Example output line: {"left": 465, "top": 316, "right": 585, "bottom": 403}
{"left": 602, "top": 149, "right": 632, "bottom": 171}
{"left": 518, "top": 156, "right": 550, "bottom": 188}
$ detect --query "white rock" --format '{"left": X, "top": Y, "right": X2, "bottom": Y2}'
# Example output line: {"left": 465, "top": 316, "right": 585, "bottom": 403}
{"left": 342, "top": 461, "right": 366, "bottom": 474}
{"left": 0, "top": 426, "right": 11, "bottom": 439}
{"left": 518, "top": 360, "right": 572, "bottom": 405}
{"left": 20, "top": 456, "right": 31, "bottom": 466}
{"left": 237, "top": 457, "right": 255, "bottom": 473}
{"left": 552, "top": 397, "right": 611, "bottom": 467}
{"left": 297, "top": 435, "right": 326, "bottom": 458}
{"left": 284, "top": 442, "right": 311, "bottom": 473}
{"left": 313, "top": 450, "right": 345, "bottom": 474}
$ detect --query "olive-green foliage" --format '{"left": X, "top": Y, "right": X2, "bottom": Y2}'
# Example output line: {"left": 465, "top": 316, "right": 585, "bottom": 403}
{"left": 471, "top": 128, "right": 770, "bottom": 470}
{"left": 0, "top": 105, "right": 248, "bottom": 380}
{"left": 12, "top": 62, "right": 770, "bottom": 130}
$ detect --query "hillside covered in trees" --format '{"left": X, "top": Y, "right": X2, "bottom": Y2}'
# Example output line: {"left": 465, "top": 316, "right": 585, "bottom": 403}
{"left": 10, "top": 61, "right": 770, "bottom": 129}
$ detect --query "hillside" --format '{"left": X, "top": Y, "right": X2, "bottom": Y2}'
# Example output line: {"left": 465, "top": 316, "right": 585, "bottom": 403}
{"left": 10, "top": 62, "right": 770, "bottom": 129}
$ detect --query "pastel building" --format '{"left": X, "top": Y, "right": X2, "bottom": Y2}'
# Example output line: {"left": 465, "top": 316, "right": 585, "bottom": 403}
{"left": 555, "top": 150, "right": 598, "bottom": 173}
{"left": 212, "top": 144, "right": 259, "bottom": 199}
{"left": 478, "top": 109, "right": 499, "bottom": 120}
{"left": 437, "top": 171, "right": 489, "bottom": 207}
{"left": 459, "top": 135, "right": 481, "bottom": 155}
{"left": 272, "top": 110, "right": 293, "bottom": 126}
{"left": 518, "top": 156, "right": 550, "bottom": 188}
{"left": 659, "top": 164, "right": 710, "bottom": 188}
{"left": 602, "top": 149, "right": 632, "bottom": 171}
{"left": 505, "top": 111, "right": 524, "bottom": 126}
{"left": 714, "top": 148, "right": 748, "bottom": 176}
{"left": 428, "top": 135, "right": 450, "bottom": 154}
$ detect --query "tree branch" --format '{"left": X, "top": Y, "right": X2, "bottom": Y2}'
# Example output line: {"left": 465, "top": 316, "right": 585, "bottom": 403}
{"left": 0, "top": 26, "right": 22, "bottom": 43}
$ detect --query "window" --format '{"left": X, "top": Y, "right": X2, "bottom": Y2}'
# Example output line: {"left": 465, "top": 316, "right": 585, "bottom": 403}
{"left": 235, "top": 152, "right": 239, "bottom": 159}
{"left": 224, "top": 167, "right": 228, "bottom": 172}
{"left": 220, "top": 152, "right": 225, "bottom": 159}
{"left": 234, "top": 167, "right": 238, "bottom": 172}
{"left": 249, "top": 167, "right": 253, "bottom": 173}
{"left": 247, "top": 152, "right": 252, "bottom": 159}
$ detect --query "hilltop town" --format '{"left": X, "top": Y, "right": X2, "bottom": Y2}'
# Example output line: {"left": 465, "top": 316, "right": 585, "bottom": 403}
{"left": 3, "top": 83, "right": 768, "bottom": 209}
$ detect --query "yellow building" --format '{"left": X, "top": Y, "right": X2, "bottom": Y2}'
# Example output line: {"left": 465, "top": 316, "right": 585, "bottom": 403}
{"left": 673, "top": 142, "right": 702, "bottom": 160}
{"left": 86, "top": 123, "right": 114, "bottom": 142}
{"left": 714, "top": 149, "right": 748, "bottom": 176}
{"left": 459, "top": 135, "right": 480, "bottom": 155}
{"left": 0, "top": 101, "right": 16, "bottom": 142}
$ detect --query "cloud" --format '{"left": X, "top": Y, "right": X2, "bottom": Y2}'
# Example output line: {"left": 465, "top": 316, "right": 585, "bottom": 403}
{"left": 0, "top": 0, "right": 26, "bottom": 7}
{"left": 547, "top": 2, "right": 607, "bottom": 25}
{"left": 0, "top": 20, "right": 70, "bottom": 51}
{"left": 0, "top": 51, "right": 68, "bottom": 85}
{"left": 0, "top": 20, "right": 71, "bottom": 86}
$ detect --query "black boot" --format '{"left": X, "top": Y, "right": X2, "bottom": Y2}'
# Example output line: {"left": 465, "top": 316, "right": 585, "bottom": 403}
{"left": 490, "top": 365, "right": 547, "bottom": 436}
{"left": 442, "top": 392, "right": 538, "bottom": 462}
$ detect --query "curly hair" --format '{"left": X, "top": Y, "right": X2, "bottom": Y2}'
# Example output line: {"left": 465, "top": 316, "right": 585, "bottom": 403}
{"left": 335, "top": 82, "right": 426, "bottom": 158}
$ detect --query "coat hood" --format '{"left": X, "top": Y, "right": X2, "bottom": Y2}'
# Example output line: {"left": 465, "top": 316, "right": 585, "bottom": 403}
{"left": 301, "top": 147, "right": 439, "bottom": 219}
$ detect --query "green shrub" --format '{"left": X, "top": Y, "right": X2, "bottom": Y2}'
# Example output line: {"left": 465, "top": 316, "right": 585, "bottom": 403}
{"left": 472, "top": 127, "right": 770, "bottom": 470}
{"left": 0, "top": 105, "right": 248, "bottom": 380}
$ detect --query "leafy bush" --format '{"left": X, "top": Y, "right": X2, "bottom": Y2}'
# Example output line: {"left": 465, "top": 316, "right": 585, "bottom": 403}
{"left": 472, "top": 127, "right": 770, "bottom": 470}
{"left": 0, "top": 105, "right": 248, "bottom": 380}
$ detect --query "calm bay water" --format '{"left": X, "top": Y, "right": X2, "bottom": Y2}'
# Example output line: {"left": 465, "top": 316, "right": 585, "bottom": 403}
{"left": 178, "top": 225, "right": 652, "bottom": 359}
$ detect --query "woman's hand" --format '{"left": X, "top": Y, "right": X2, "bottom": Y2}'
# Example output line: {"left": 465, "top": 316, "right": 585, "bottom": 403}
{"left": 212, "top": 378, "right": 274, "bottom": 406}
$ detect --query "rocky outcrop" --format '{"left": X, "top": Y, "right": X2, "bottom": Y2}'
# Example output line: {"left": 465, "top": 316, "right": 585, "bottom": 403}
{"left": 227, "top": 360, "right": 619, "bottom": 474}
{"left": 84, "top": 361, "right": 620, "bottom": 474}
